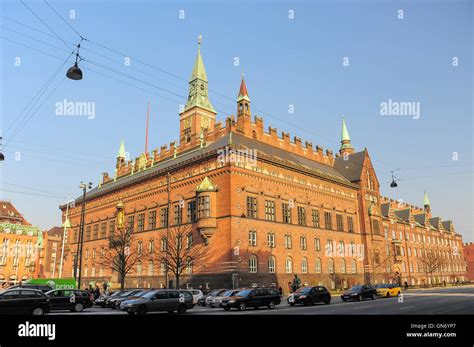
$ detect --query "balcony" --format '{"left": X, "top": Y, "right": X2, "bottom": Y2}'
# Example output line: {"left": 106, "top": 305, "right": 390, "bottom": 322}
{"left": 197, "top": 217, "right": 217, "bottom": 239}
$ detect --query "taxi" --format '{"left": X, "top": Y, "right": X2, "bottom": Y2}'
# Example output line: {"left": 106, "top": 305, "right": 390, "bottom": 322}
{"left": 375, "top": 284, "right": 401, "bottom": 297}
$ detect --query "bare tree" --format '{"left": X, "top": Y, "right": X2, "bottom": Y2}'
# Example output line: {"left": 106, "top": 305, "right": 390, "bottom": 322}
{"left": 368, "top": 243, "right": 394, "bottom": 283}
{"left": 152, "top": 224, "right": 207, "bottom": 289}
{"left": 98, "top": 221, "right": 146, "bottom": 291}
{"left": 419, "top": 249, "right": 445, "bottom": 286}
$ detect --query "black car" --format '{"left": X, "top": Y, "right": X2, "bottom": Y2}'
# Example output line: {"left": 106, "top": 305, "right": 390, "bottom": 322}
{"left": 288, "top": 286, "right": 331, "bottom": 306}
{"left": 112, "top": 289, "right": 152, "bottom": 309}
{"left": 341, "top": 285, "right": 377, "bottom": 302}
{"left": 8, "top": 283, "right": 53, "bottom": 293}
{"left": 221, "top": 288, "right": 281, "bottom": 311}
{"left": 106, "top": 289, "right": 142, "bottom": 308}
{"left": 120, "top": 289, "right": 194, "bottom": 315}
{"left": 95, "top": 291, "right": 121, "bottom": 307}
{"left": 46, "top": 289, "right": 93, "bottom": 312}
{"left": 0, "top": 289, "right": 51, "bottom": 315}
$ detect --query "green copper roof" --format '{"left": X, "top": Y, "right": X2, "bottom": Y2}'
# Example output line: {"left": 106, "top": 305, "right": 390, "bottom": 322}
{"left": 423, "top": 191, "right": 430, "bottom": 206}
{"left": 341, "top": 117, "right": 352, "bottom": 149}
{"left": 184, "top": 37, "right": 216, "bottom": 114}
{"left": 117, "top": 139, "right": 126, "bottom": 158}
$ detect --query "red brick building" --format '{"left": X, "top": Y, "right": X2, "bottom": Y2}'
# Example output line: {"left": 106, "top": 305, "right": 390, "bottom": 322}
{"left": 463, "top": 242, "right": 474, "bottom": 282}
{"left": 60, "top": 39, "right": 468, "bottom": 291}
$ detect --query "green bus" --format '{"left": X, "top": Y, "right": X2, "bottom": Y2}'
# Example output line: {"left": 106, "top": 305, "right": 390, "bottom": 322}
{"left": 24, "top": 278, "right": 77, "bottom": 290}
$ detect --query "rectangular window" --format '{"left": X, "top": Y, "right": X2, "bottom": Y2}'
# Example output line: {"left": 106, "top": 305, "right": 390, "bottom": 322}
{"left": 100, "top": 223, "right": 107, "bottom": 238}
{"left": 187, "top": 201, "right": 197, "bottom": 223}
{"left": 93, "top": 224, "right": 99, "bottom": 239}
{"left": 300, "top": 236, "right": 307, "bottom": 250}
{"left": 326, "top": 239, "right": 333, "bottom": 253}
{"left": 347, "top": 216, "right": 354, "bottom": 233}
{"left": 311, "top": 209, "right": 320, "bottom": 228}
{"left": 137, "top": 213, "right": 145, "bottom": 232}
{"left": 314, "top": 238, "right": 321, "bottom": 251}
{"left": 324, "top": 212, "right": 332, "bottom": 230}
{"left": 160, "top": 208, "right": 169, "bottom": 228}
{"left": 336, "top": 214, "right": 343, "bottom": 231}
{"left": 197, "top": 196, "right": 210, "bottom": 218}
{"left": 246, "top": 196, "right": 257, "bottom": 219}
{"left": 109, "top": 221, "right": 115, "bottom": 236}
{"left": 249, "top": 257, "right": 257, "bottom": 273}
{"left": 282, "top": 203, "right": 292, "bottom": 224}
{"left": 284, "top": 235, "right": 292, "bottom": 249}
{"left": 148, "top": 210, "right": 157, "bottom": 230}
{"left": 297, "top": 207, "right": 306, "bottom": 226}
{"left": 186, "top": 233, "right": 193, "bottom": 249}
{"left": 174, "top": 204, "right": 183, "bottom": 225}
{"left": 127, "top": 215, "right": 135, "bottom": 232}
{"left": 265, "top": 200, "right": 275, "bottom": 221}
{"left": 86, "top": 226, "right": 91, "bottom": 240}
{"left": 267, "top": 233, "right": 275, "bottom": 248}
{"left": 73, "top": 229, "right": 78, "bottom": 242}
{"left": 248, "top": 230, "right": 257, "bottom": 246}
{"left": 372, "top": 220, "right": 380, "bottom": 235}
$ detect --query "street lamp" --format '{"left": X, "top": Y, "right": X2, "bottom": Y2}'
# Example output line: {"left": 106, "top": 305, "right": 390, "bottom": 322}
{"left": 66, "top": 42, "right": 83, "bottom": 80}
{"left": 74, "top": 181, "right": 92, "bottom": 289}
{"left": 0, "top": 136, "right": 4, "bottom": 161}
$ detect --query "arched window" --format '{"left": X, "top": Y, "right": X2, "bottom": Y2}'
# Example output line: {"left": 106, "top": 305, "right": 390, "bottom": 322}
{"left": 340, "top": 259, "right": 346, "bottom": 274}
{"left": 328, "top": 258, "right": 334, "bottom": 274}
{"left": 338, "top": 241, "right": 345, "bottom": 256}
{"left": 136, "top": 261, "right": 142, "bottom": 276}
{"left": 249, "top": 256, "right": 258, "bottom": 273}
{"left": 91, "top": 267, "right": 96, "bottom": 277}
{"left": 84, "top": 267, "right": 88, "bottom": 277}
{"left": 402, "top": 261, "right": 406, "bottom": 273}
{"left": 160, "top": 261, "right": 166, "bottom": 275}
{"left": 315, "top": 258, "right": 322, "bottom": 273}
{"left": 148, "top": 261, "right": 154, "bottom": 276}
{"left": 301, "top": 257, "right": 308, "bottom": 273}
{"left": 268, "top": 256, "right": 276, "bottom": 273}
{"left": 351, "top": 259, "right": 357, "bottom": 274}
{"left": 285, "top": 257, "right": 293, "bottom": 274}
{"left": 186, "top": 260, "right": 193, "bottom": 275}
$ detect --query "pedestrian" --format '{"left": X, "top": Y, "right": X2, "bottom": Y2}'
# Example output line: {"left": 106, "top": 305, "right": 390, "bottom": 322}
{"left": 94, "top": 285, "right": 101, "bottom": 300}
{"left": 278, "top": 286, "right": 283, "bottom": 296}
{"left": 103, "top": 281, "right": 108, "bottom": 294}
{"left": 404, "top": 281, "right": 408, "bottom": 290}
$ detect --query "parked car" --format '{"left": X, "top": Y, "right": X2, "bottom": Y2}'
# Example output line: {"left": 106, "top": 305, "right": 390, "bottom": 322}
{"left": 204, "top": 289, "right": 227, "bottom": 307}
{"left": 211, "top": 289, "right": 241, "bottom": 308}
{"left": 288, "top": 286, "right": 331, "bottom": 306}
{"left": 95, "top": 290, "right": 122, "bottom": 307}
{"left": 190, "top": 289, "right": 204, "bottom": 305}
{"left": 8, "top": 283, "right": 53, "bottom": 293}
{"left": 120, "top": 289, "right": 194, "bottom": 315}
{"left": 106, "top": 289, "right": 142, "bottom": 308}
{"left": 46, "top": 289, "right": 93, "bottom": 312}
{"left": 0, "top": 289, "right": 51, "bottom": 315}
{"left": 113, "top": 289, "right": 154, "bottom": 308}
{"left": 341, "top": 285, "right": 377, "bottom": 302}
{"left": 221, "top": 288, "right": 281, "bottom": 311}
{"left": 376, "top": 284, "right": 401, "bottom": 298}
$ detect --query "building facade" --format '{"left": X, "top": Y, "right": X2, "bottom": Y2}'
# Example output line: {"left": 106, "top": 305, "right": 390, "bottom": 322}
{"left": 463, "top": 242, "right": 474, "bottom": 282}
{"left": 60, "top": 40, "right": 468, "bottom": 291}
{"left": 0, "top": 200, "right": 44, "bottom": 285}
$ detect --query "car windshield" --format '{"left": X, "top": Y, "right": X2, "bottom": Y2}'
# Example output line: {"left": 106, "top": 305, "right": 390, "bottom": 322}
{"left": 377, "top": 284, "right": 388, "bottom": 288}
{"left": 132, "top": 291, "right": 147, "bottom": 297}
{"left": 295, "top": 287, "right": 312, "bottom": 294}
{"left": 142, "top": 291, "right": 158, "bottom": 299}
{"left": 222, "top": 290, "right": 235, "bottom": 296}
{"left": 349, "top": 285, "right": 363, "bottom": 291}
{"left": 236, "top": 289, "right": 251, "bottom": 297}
{"left": 120, "top": 291, "right": 133, "bottom": 296}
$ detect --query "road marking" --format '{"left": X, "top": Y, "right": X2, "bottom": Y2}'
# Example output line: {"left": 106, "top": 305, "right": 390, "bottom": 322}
{"left": 400, "top": 305, "right": 416, "bottom": 310}
{"left": 438, "top": 299, "right": 449, "bottom": 303}
{"left": 403, "top": 293, "right": 474, "bottom": 297}
{"left": 352, "top": 305, "right": 373, "bottom": 309}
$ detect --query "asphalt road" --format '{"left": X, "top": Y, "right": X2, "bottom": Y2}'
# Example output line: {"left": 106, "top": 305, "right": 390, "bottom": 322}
{"left": 49, "top": 285, "right": 474, "bottom": 315}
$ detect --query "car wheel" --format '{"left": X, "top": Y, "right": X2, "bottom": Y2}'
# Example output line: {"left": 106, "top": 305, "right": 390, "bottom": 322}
{"left": 127, "top": 311, "right": 135, "bottom": 315}
{"left": 397, "top": 292, "right": 400, "bottom": 296}
{"left": 324, "top": 299, "right": 330, "bottom": 305}
{"left": 386, "top": 292, "right": 390, "bottom": 298}
{"left": 167, "top": 310, "right": 174, "bottom": 314}
{"left": 238, "top": 303, "right": 246, "bottom": 311}
{"left": 137, "top": 305, "right": 147, "bottom": 315}
{"left": 268, "top": 301, "right": 276, "bottom": 309}
{"left": 177, "top": 305, "right": 187, "bottom": 314}
{"left": 224, "top": 307, "right": 231, "bottom": 311}
{"left": 289, "top": 302, "right": 295, "bottom": 306}
{"left": 342, "top": 298, "right": 347, "bottom": 302}
{"left": 371, "top": 294, "right": 376, "bottom": 300}
{"left": 32, "top": 307, "right": 44, "bottom": 316}
{"left": 73, "top": 303, "right": 84, "bottom": 312}
{"left": 358, "top": 295, "right": 362, "bottom": 301}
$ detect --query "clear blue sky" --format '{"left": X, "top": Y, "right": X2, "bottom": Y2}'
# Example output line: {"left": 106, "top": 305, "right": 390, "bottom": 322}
{"left": 1, "top": 0, "right": 472, "bottom": 241}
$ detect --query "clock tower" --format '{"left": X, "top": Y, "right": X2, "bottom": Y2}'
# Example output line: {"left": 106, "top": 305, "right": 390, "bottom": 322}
{"left": 179, "top": 36, "right": 217, "bottom": 144}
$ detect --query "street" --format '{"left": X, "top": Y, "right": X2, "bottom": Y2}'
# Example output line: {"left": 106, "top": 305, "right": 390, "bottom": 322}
{"left": 49, "top": 285, "right": 474, "bottom": 316}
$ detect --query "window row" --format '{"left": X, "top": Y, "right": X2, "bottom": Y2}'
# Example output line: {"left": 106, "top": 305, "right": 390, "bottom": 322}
{"left": 248, "top": 256, "right": 358, "bottom": 274}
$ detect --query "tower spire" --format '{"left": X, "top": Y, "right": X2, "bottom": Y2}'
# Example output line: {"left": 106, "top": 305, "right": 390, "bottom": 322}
{"left": 237, "top": 73, "right": 251, "bottom": 121}
{"left": 339, "top": 116, "right": 354, "bottom": 156}
{"left": 237, "top": 73, "right": 250, "bottom": 103}
{"left": 117, "top": 139, "right": 126, "bottom": 159}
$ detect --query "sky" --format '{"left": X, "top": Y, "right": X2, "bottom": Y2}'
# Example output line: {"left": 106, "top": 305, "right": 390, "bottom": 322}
{"left": 0, "top": 0, "right": 472, "bottom": 241}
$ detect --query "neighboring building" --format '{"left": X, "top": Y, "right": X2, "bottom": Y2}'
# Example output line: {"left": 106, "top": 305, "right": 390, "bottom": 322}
{"left": 42, "top": 227, "right": 63, "bottom": 278}
{"left": 60, "top": 39, "right": 468, "bottom": 291}
{"left": 464, "top": 242, "right": 474, "bottom": 282}
{"left": 0, "top": 200, "right": 43, "bottom": 285}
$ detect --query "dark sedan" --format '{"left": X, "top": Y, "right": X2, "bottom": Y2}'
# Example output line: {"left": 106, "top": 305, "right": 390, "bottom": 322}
{"left": 105, "top": 289, "right": 142, "bottom": 308}
{"left": 112, "top": 289, "right": 153, "bottom": 309}
{"left": 221, "top": 288, "right": 281, "bottom": 311}
{"left": 341, "top": 285, "right": 377, "bottom": 302}
{"left": 288, "top": 286, "right": 331, "bottom": 306}
{"left": 0, "top": 289, "right": 51, "bottom": 315}
{"left": 120, "top": 289, "right": 194, "bottom": 315}
{"left": 46, "top": 289, "right": 93, "bottom": 312}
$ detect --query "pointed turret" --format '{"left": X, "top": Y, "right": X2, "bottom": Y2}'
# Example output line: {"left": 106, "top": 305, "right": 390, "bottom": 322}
{"left": 237, "top": 73, "right": 251, "bottom": 120}
{"left": 339, "top": 116, "right": 354, "bottom": 156}
{"left": 184, "top": 35, "right": 216, "bottom": 114}
{"left": 423, "top": 191, "right": 431, "bottom": 214}
{"left": 116, "top": 139, "right": 126, "bottom": 170}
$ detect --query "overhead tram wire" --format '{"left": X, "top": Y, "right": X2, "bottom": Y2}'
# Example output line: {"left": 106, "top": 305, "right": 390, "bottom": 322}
{"left": 43, "top": 0, "right": 84, "bottom": 39}
{"left": 1, "top": 182, "right": 70, "bottom": 197}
